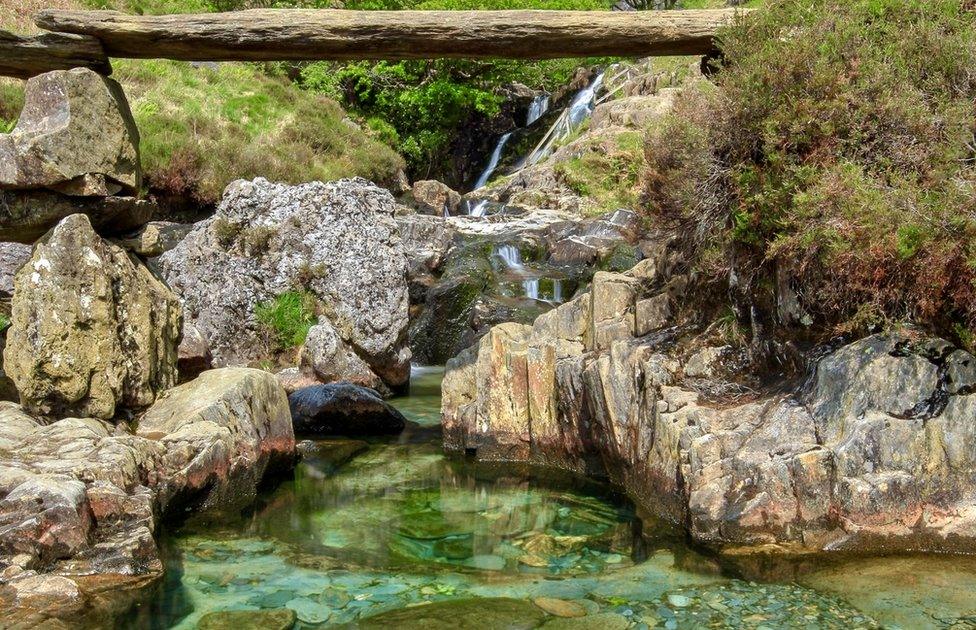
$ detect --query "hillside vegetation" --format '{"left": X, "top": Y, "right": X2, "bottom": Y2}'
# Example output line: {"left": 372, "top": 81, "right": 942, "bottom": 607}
{"left": 644, "top": 0, "right": 976, "bottom": 348}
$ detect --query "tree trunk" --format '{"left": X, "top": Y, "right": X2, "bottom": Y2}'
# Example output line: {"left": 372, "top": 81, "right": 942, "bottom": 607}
{"left": 34, "top": 9, "right": 745, "bottom": 62}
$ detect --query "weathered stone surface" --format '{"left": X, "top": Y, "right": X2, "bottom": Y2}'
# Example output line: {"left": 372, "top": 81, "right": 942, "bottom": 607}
{"left": 0, "top": 190, "right": 154, "bottom": 244}
{"left": 443, "top": 249, "right": 976, "bottom": 554}
{"left": 0, "top": 68, "right": 140, "bottom": 196}
{"left": 411, "top": 179, "right": 461, "bottom": 215}
{"left": 289, "top": 383, "right": 407, "bottom": 437}
{"left": 300, "top": 317, "right": 388, "bottom": 394}
{"left": 137, "top": 367, "right": 295, "bottom": 514}
{"left": 3, "top": 214, "right": 181, "bottom": 419}
{"left": 159, "top": 178, "right": 410, "bottom": 391}
{"left": 177, "top": 321, "right": 211, "bottom": 382}
{"left": 0, "top": 242, "right": 30, "bottom": 298}
{"left": 0, "top": 30, "right": 110, "bottom": 80}
{"left": 116, "top": 221, "right": 192, "bottom": 257}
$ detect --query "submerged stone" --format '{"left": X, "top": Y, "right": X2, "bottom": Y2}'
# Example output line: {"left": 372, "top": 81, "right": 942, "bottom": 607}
{"left": 355, "top": 597, "right": 545, "bottom": 630}
{"left": 196, "top": 608, "right": 296, "bottom": 630}
{"left": 533, "top": 597, "right": 588, "bottom": 618}
{"left": 542, "top": 613, "right": 630, "bottom": 630}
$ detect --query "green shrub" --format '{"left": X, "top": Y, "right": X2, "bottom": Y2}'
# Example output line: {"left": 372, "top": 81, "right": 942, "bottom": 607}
{"left": 255, "top": 291, "right": 318, "bottom": 349}
{"left": 644, "top": 0, "right": 976, "bottom": 343}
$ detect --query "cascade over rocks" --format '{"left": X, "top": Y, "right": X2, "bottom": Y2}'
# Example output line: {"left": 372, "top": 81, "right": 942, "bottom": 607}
{"left": 159, "top": 177, "right": 411, "bottom": 391}
{"left": 0, "top": 68, "right": 140, "bottom": 197}
{"left": 442, "top": 257, "right": 976, "bottom": 554}
{"left": 3, "top": 213, "right": 181, "bottom": 420}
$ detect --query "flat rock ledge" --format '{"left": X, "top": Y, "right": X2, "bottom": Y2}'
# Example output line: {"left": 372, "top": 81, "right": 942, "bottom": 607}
{"left": 442, "top": 261, "right": 976, "bottom": 556}
{"left": 0, "top": 367, "right": 295, "bottom": 625}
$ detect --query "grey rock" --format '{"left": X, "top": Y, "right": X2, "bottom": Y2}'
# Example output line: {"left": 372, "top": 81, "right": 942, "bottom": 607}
{"left": 116, "top": 221, "right": 192, "bottom": 256}
{"left": 0, "top": 190, "right": 154, "bottom": 244}
{"left": 289, "top": 382, "right": 407, "bottom": 437}
{"left": 0, "top": 242, "right": 30, "bottom": 298}
{"left": 411, "top": 179, "right": 462, "bottom": 215}
{"left": 159, "top": 178, "right": 410, "bottom": 391}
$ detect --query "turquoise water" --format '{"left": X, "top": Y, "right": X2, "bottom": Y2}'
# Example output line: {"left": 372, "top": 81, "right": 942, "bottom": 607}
{"left": 132, "top": 368, "right": 976, "bottom": 629}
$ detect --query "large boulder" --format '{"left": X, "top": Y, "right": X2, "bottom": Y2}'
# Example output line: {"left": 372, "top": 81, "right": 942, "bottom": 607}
{"left": 3, "top": 214, "right": 181, "bottom": 419}
{"left": 410, "top": 179, "right": 461, "bottom": 216}
{"left": 289, "top": 383, "right": 407, "bottom": 437}
{"left": 136, "top": 367, "right": 295, "bottom": 514}
{"left": 159, "top": 178, "right": 411, "bottom": 391}
{"left": 0, "top": 68, "right": 141, "bottom": 197}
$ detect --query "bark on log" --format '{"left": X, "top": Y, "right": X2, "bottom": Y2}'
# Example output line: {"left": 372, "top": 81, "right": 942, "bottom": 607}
{"left": 0, "top": 30, "right": 111, "bottom": 79}
{"left": 34, "top": 9, "right": 745, "bottom": 61}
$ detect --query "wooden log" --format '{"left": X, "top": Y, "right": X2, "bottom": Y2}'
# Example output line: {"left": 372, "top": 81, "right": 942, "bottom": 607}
{"left": 34, "top": 9, "right": 745, "bottom": 62}
{"left": 0, "top": 30, "right": 111, "bottom": 79}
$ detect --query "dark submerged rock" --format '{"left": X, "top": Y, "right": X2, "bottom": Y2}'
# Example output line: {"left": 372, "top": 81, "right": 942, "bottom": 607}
{"left": 289, "top": 383, "right": 408, "bottom": 437}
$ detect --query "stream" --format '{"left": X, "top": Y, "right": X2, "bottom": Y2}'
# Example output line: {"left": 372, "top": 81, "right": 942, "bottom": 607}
{"left": 130, "top": 368, "right": 976, "bottom": 629}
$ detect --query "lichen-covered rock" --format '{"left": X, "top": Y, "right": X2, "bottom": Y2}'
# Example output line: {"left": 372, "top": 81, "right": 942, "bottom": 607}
{"left": 159, "top": 178, "right": 411, "bottom": 391}
{"left": 136, "top": 367, "right": 295, "bottom": 514}
{"left": 0, "top": 242, "right": 30, "bottom": 298}
{"left": 300, "top": 317, "right": 388, "bottom": 394}
{"left": 3, "top": 214, "right": 181, "bottom": 419}
{"left": 0, "top": 68, "right": 141, "bottom": 196}
{"left": 176, "top": 321, "right": 212, "bottom": 382}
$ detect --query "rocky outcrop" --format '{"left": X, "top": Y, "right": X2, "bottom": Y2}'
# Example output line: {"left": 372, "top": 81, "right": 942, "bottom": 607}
{"left": 159, "top": 178, "right": 411, "bottom": 391}
{"left": 3, "top": 214, "right": 181, "bottom": 420}
{"left": 406, "top": 208, "right": 640, "bottom": 365}
{"left": 0, "top": 242, "right": 30, "bottom": 299}
{"left": 0, "top": 368, "right": 294, "bottom": 610}
{"left": 289, "top": 383, "right": 408, "bottom": 437}
{"left": 0, "top": 68, "right": 140, "bottom": 196}
{"left": 442, "top": 258, "right": 976, "bottom": 554}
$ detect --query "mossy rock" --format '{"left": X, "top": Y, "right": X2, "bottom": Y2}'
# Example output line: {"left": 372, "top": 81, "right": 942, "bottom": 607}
{"left": 355, "top": 598, "right": 545, "bottom": 630}
{"left": 196, "top": 608, "right": 296, "bottom": 630}
{"left": 596, "top": 244, "right": 639, "bottom": 273}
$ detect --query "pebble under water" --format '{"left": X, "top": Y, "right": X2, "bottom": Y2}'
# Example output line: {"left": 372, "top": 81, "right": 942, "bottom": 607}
{"left": 131, "top": 368, "right": 976, "bottom": 629}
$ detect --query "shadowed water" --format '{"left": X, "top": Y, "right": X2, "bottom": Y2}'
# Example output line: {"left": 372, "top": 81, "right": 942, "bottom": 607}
{"left": 132, "top": 369, "right": 976, "bottom": 629}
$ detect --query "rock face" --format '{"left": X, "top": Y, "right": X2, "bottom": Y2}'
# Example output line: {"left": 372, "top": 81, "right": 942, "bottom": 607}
{"left": 0, "top": 68, "right": 140, "bottom": 196}
{"left": 3, "top": 214, "right": 181, "bottom": 419}
{"left": 406, "top": 208, "right": 640, "bottom": 365}
{"left": 410, "top": 179, "right": 461, "bottom": 216}
{"left": 0, "top": 368, "right": 293, "bottom": 593}
{"left": 0, "top": 242, "right": 30, "bottom": 298}
{"left": 289, "top": 383, "right": 407, "bottom": 436}
{"left": 160, "top": 178, "right": 411, "bottom": 391}
{"left": 0, "top": 189, "right": 154, "bottom": 244}
{"left": 442, "top": 257, "right": 976, "bottom": 553}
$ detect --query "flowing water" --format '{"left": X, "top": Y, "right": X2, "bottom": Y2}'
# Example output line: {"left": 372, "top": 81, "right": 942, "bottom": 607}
{"left": 526, "top": 94, "right": 550, "bottom": 127}
{"left": 136, "top": 369, "right": 976, "bottom": 629}
{"left": 472, "top": 132, "right": 514, "bottom": 191}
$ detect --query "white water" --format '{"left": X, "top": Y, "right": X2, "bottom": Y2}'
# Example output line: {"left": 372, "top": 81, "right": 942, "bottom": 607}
{"left": 523, "top": 279, "right": 539, "bottom": 300}
{"left": 472, "top": 131, "right": 513, "bottom": 191}
{"left": 567, "top": 72, "right": 606, "bottom": 129}
{"left": 523, "top": 278, "right": 564, "bottom": 303}
{"left": 467, "top": 199, "right": 489, "bottom": 217}
{"left": 495, "top": 244, "right": 524, "bottom": 271}
{"left": 525, "top": 94, "right": 550, "bottom": 126}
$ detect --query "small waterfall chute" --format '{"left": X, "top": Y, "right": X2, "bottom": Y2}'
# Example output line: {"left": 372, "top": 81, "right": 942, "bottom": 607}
{"left": 494, "top": 244, "right": 524, "bottom": 271}
{"left": 525, "top": 94, "right": 550, "bottom": 127}
{"left": 519, "top": 71, "right": 606, "bottom": 170}
{"left": 472, "top": 131, "right": 513, "bottom": 191}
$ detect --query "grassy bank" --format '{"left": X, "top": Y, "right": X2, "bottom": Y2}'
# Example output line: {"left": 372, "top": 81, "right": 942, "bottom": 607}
{"left": 644, "top": 0, "right": 976, "bottom": 347}
{"left": 0, "top": 0, "right": 406, "bottom": 206}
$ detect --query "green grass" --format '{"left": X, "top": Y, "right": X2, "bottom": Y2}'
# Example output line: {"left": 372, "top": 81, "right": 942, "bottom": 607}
{"left": 115, "top": 59, "right": 404, "bottom": 204}
{"left": 554, "top": 129, "right": 645, "bottom": 216}
{"left": 254, "top": 291, "right": 318, "bottom": 350}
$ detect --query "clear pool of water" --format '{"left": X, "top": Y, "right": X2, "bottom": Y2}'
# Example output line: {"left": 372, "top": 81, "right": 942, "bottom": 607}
{"left": 130, "top": 368, "right": 976, "bottom": 629}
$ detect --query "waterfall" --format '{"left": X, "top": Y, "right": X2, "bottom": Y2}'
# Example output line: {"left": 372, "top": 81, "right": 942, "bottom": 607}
{"left": 467, "top": 199, "right": 489, "bottom": 217}
{"left": 567, "top": 72, "right": 606, "bottom": 128}
{"left": 525, "top": 94, "right": 550, "bottom": 126}
{"left": 523, "top": 279, "right": 539, "bottom": 300}
{"left": 472, "top": 131, "right": 513, "bottom": 191}
{"left": 495, "top": 244, "right": 523, "bottom": 270}
{"left": 552, "top": 280, "right": 563, "bottom": 303}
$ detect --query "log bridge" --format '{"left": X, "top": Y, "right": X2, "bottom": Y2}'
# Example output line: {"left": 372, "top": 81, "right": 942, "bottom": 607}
{"left": 1, "top": 8, "right": 746, "bottom": 79}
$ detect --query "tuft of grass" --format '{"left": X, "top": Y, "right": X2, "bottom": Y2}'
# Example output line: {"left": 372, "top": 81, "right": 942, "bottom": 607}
{"left": 554, "top": 130, "right": 645, "bottom": 216}
{"left": 255, "top": 291, "right": 318, "bottom": 350}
